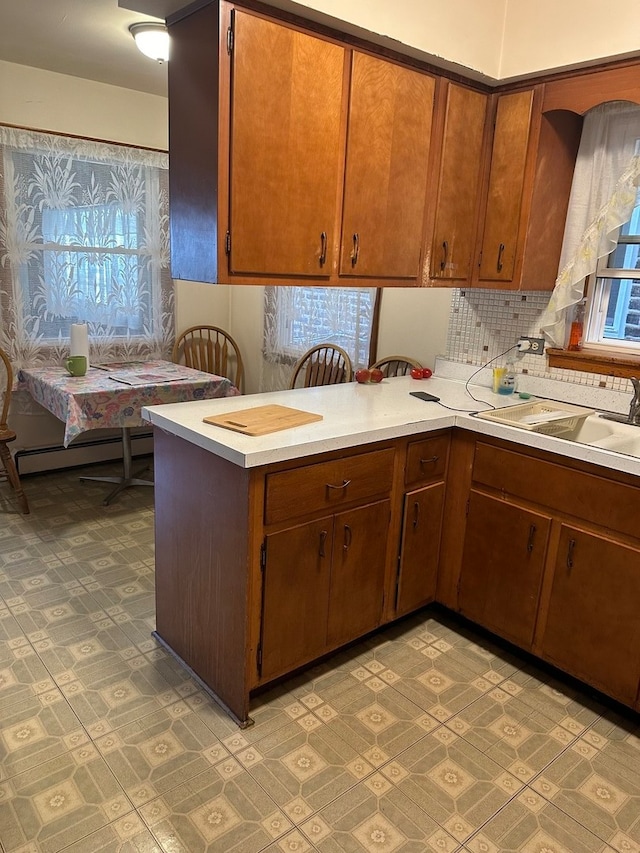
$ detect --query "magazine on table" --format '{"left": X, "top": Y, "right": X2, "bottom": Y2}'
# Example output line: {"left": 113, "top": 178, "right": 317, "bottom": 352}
{"left": 107, "top": 366, "right": 196, "bottom": 385}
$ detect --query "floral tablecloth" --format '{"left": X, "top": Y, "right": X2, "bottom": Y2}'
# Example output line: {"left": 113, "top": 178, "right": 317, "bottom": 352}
{"left": 18, "top": 360, "right": 240, "bottom": 447}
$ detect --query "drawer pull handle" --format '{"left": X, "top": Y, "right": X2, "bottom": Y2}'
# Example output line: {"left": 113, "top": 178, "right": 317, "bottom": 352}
{"left": 327, "top": 479, "right": 351, "bottom": 491}
{"left": 351, "top": 233, "right": 360, "bottom": 267}
{"left": 440, "top": 240, "right": 448, "bottom": 272}
{"left": 526, "top": 524, "right": 536, "bottom": 553}
{"left": 343, "top": 524, "right": 352, "bottom": 552}
{"left": 319, "top": 530, "right": 328, "bottom": 558}
{"left": 566, "top": 538, "right": 576, "bottom": 571}
{"left": 412, "top": 501, "right": 420, "bottom": 529}
{"left": 420, "top": 455, "right": 439, "bottom": 467}
{"left": 497, "top": 242, "right": 505, "bottom": 272}
{"left": 319, "top": 231, "right": 327, "bottom": 266}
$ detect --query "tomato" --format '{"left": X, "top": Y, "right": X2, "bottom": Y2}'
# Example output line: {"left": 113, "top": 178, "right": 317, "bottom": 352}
{"left": 421, "top": 367, "right": 433, "bottom": 379}
{"left": 355, "top": 368, "right": 371, "bottom": 384}
{"left": 410, "top": 367, "right": 423, "bottom": 380}
{"left": 369, "top": 368, "right": 384, "bottom": 383}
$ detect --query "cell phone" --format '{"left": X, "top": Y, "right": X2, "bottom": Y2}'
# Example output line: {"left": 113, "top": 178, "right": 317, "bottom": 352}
{"left": 410, "top": 391, "right": 440, "bottom": 403}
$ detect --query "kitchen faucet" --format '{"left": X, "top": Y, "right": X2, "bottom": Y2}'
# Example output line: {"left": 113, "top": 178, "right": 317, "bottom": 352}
{"left": 630, "top": 376, "right": 640, "bottom": 424}
{"left": 601, "top": 376, "right": 640, "bottom": 426}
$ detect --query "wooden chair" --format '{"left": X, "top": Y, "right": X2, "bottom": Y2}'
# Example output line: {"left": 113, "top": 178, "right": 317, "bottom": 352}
{"left": 172, "top": 325, "right": 244, "bottom": 392}
{"left": 370, "top": 355, "right": 422, "bottom": 377}
{"left": 289, "top": 344, "right": 353, "bottom": 389}
{"left": 0, "top": 348, "right": 29, "bottom": 513}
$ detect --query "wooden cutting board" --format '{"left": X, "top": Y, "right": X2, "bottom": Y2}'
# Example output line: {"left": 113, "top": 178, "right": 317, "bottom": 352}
{"left": 203, "top": 404, "right": 323, "bottom": 435}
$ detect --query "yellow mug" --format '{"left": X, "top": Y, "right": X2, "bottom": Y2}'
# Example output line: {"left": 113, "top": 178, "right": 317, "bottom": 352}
{"left": 65, "top": 355, "right": 87, "bottom": 377}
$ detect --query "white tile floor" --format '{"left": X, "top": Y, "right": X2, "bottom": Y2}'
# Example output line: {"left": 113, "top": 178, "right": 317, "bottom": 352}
{"left": 1, "top": 463, "right": 639, "bottom": 852}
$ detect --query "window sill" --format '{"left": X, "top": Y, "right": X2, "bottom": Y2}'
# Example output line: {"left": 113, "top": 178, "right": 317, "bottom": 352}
{"left": 547, "top": 347, "right": 640, "bottom": 379}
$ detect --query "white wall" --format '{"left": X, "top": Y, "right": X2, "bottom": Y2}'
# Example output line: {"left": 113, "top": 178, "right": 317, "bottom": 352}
{"left": 284, "top": 0, "right": 507, "bottom": 80}
{"left": 500, "top": 0, "right": 640, "bottom": 79}
{"left": 290, "top": 0, "right": 639, "bottom": 81}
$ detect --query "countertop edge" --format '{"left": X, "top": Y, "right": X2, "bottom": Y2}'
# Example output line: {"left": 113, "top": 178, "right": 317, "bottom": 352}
{"left": 141, "top": 378, "right": 640, "bottom": 478}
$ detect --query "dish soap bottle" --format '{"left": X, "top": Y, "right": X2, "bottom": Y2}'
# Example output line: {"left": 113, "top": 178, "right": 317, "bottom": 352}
{"left": 498, "top": 359, "right": 517, "bottom": 395}
{"left": 568, "top": 299, "right": 586, "bottom": 351}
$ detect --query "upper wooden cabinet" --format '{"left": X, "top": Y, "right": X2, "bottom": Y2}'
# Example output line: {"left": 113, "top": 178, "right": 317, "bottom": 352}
{"left": 228, "top": 10, "right": 345, "bottom": 277}
{"left": 424, "top": 81, "right": 488, "bottom": 286}
{"left": 474, "top": 86, "right": 582, "bottom": 291}
{"left": 168, "top": 2, "right": 436, "bottom": 286}
{"left": 168, "top": 2, "right": 634, "bottom": 291}
{"left": 339, "top": 52, "right": 434, "bottom": 280}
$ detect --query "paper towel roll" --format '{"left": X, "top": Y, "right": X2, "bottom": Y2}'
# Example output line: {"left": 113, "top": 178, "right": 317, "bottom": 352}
{"left": 69, "top": 323, "right": 90, "bottom": 367}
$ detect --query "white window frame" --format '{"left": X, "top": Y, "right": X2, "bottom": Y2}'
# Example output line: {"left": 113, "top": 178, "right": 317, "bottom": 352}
{"left": 585, "top": 201, "right": 640, "bottom": 355}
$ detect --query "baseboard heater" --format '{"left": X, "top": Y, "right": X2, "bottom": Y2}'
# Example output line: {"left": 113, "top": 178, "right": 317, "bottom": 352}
{"left": 15, "top": 431, "right": 154, "bottom": 476}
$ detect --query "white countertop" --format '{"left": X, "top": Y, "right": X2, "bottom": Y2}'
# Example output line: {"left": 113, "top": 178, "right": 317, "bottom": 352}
{"left": 142, "top": 375, "right": 640, "bottom": 478}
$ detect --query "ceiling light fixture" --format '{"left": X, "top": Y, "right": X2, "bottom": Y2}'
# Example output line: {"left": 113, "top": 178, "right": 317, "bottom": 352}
{"left": 129, "top": 22, "right": 170, "bottom": 63}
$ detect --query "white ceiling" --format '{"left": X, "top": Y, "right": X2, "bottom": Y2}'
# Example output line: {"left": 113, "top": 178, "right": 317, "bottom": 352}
{"left": 0, "top": 0, "right": 188, "bottom": 97}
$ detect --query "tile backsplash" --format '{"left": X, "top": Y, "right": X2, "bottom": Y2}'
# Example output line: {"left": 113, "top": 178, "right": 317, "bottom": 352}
{"left": 445, "top": 288, "right": 631, "bottom": 394}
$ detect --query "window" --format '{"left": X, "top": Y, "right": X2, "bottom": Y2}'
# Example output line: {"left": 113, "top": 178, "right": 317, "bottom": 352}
{"left": 0, "top": 126, "right": 173, "bottom": 369}
{"left": 586, "top": 194, "right": 640, "bottom": 352}
{"left": 262, "top": 285, "right": 377, "bottom": 391}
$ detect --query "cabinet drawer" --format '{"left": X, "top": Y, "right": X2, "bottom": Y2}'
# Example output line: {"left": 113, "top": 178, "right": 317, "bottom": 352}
{"left": 405, "top": 435, "right": 449, "bottom": 486}
{"left": 472, "top": 442, "right": 640, "bottom": 538}
{"left": 265, "top": 448, "right": 395, "bottom": 525}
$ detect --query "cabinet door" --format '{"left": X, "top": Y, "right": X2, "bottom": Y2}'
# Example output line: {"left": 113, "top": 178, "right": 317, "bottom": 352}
{"left": 261, "top": 517, "right": 333, "bottom": 681}
{"left": 327, "top": 501, "right": 390, "bottom": 647}
{"left": 229, "top": 11, "right": 345, "bottom": 276}
{"left": 540, "top": 525, "right": 640, "bottom": 707}
{"left": 429, "top": 83, "right": 487, "bottom": 284}
{"left": 458, "top": 491, "right": 551, "bottom": 648}
{"left": 477, "top": 90, "right": 534, "bottom": 283}
{"left": 396, "top": 483, "right": 445, "bottom": 616}
{"left": 340, "top": 52, "right": 435, "bottom": 280}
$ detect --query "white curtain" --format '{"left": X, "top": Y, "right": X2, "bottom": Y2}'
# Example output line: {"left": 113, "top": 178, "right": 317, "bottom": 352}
{"left": 540, "top": 102, "right": 640, "bottom": 347}
{"left": 0, "top": 126, "right": 173, "bottom": 370}
{"left": 261, "top": 285, "right": 376, "bottom": 391}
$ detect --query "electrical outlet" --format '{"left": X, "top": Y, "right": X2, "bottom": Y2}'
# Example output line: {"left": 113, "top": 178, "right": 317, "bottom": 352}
{"left": 518, "top": 336, "right": 545, "bottom": 355}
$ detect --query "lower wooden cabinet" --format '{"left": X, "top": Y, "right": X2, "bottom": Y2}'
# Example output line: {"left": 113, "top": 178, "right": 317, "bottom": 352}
{"left": 458, "top": 490, "right": 551, "bottom": 648}
{"left": 396, "top": 482, "right": 445, "bottom": 615}
{"left": 538, "top": 524, "right": 640, "bottom": 708}
{"left": 260, "top": 500, "right": 391, "bottom": 682}
{"left": 260, "top": 516, "right": 333, "bottom": 681}
{"left": 448, "top": 437, "right": 640, "bottom": 709}
{"left": 153, "top": 425, "right": 640, "bottom": 725}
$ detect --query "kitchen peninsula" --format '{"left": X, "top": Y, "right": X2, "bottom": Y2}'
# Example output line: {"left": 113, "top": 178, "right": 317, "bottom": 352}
{"left": 142, "top": 377, "right": 640, "bottom": 725}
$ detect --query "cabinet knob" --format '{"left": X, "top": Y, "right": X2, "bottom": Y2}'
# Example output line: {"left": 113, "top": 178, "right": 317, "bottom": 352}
{"left": 351, "top": 233, "right": 360, "bottom": 267}
{"left": 566, "top": 538, "right": 576, "bottom": 571}
{"left": 412, "top": 501, "right": 420, "bottom": 529}
{"left": 343, "top": 524, "right": 352, "bottom": 552}
{"left": 497, "top": 242, "right": 505, "bottom": 272}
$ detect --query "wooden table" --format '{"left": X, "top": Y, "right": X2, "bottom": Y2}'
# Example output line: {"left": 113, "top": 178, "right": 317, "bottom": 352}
{"left": 19, "top": 360, "right": 240, "bottom": 504}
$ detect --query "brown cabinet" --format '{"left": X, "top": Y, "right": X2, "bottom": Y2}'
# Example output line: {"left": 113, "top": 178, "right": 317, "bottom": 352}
{"left": 228, "top": 10, "right": 345, "bottom": 278}
{"left": 474, "top": 87, "right": 582, "bottom": 290}
{"left": 395, "top": 434, "right": 449, "bottom": 615}
{"left": 425, "top": 82, "right": 488, "bottom": 286}
{"left": 260, "top": 500, "right": 390, "bottom": 682}
{"left": 260, "top": 447, "right": 395, "bottom": 683}
{"left": 168, "top": 2, "right": 436, "bottom": 286}
{"left": 458, "top": 490, "right": 551, "bottom": 647}
{"left": 538, "top": 524, "right": 640, "bottom": 708}
{"left": 153, "top": 420, "right": 640, "bottom": 726}
{"left": 447, "top": 436, "right": 640, "bottom": 708}
{"left": 340, "top": 52, "right": 435, "bottom": 280}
